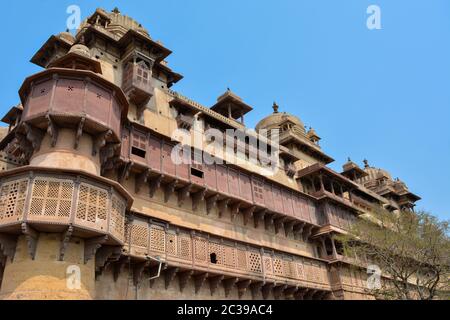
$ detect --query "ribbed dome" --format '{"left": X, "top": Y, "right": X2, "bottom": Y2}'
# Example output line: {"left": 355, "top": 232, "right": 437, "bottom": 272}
{"left": 363, "top": 160, "right": 392, "bottom": 181}
{"left": 69, "top": 44, "right": 91, "bottom": 58}
{"left": 256, "top": 109, "right": 305, "bottom": 134}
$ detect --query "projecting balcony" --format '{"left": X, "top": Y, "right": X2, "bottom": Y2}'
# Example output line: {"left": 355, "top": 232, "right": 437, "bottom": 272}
{"left": 123, "top": 215, "right": 333, "bottom": 295}
{"left": 0, "top": 167, "right": 131, "bottom": 245}
{"left": 122, "top": 62, "right": 153, "bottom": 116}
{"left": 19, "top": 68, "right": 128, "bottom": 143}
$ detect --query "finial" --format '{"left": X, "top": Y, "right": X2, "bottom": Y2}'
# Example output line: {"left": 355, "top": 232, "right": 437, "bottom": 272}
{"left": 112, "top": 7, "right": 120, "bottom": 14}
{"left": 273, "top": 102, "right": 279, "bottom": 114}
{"left": 227, "top": 87, "right": 231, "bottom": 92}
{"left": 66, "top": 28, "right": 70, "bottom": 33}
{"left": 363, "top": 159, "right": 369, "bottom": 168}
{"left": 347, "top": 157, "right": 351, "bottom": 162}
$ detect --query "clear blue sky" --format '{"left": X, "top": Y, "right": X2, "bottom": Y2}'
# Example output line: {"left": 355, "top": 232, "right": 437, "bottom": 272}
{"left": 1, "top": 1, "right": 449, "bottom": 220}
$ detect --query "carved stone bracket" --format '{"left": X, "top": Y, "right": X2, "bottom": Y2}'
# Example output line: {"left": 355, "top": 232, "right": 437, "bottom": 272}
{"left": 23, "top": 123, "right": 45, "bottom": 152}
{"left": 264, "top": 213, "right": 275, "bottom": 231}
{"left": 253, "top": 210, "right": 266, "bottom": 229}
{"left": 164, "top": 180, "right": 178, "bottom": 203}
{"left": 133, "top": 261, "right": 149, "bottom": 286}
{"left": 209, "top": 275, "right": 224, "bottom": 296}
{"left": 0, "top": 234, "right": 17, "bottom": 262}
{"left": 294, "top": 288, "right": 308, "bottom": 300}
{"left": 229, "top": 202, "right": 241, "bottom": 222}
{"left": 84, "top": 235, "right": 108, "bottom": 264}
{"left": 304, "top": 289, "right": 318, "bottom": 300}
{"left": 92, "top": 130, "right": 112, "bottom": 156}
{"left": 192, "top": 189, "right": 207, "bottom": 211}
{"left": 194, "top": 272, "right": 208, "bottom": 294}
{"left": 178, "top": 270, "right": 194, "bottom": 292}
{"left": 164, "top": 267, "right": 179, "bottom": 289}
{"left": 119, "top": 161, "right": 134, "bottom": 183}
{"left": 273, "top": 284, "right": 287, "bottom": 300}
{"left": 262, "top": 283, "right": 275, "bottom": 300}
{"left": 149, "top": 174, "right": 163, "bottom": 198}
{"left": 206, "top": 194, "right": 219, "bottom": 215}
{"left": 284, "top": 286, "right": 298, "bottom": 300}
{"left": 237, "top": 279, "right": 252, "bottom": 299}
{"left": 59, "top": 225, "right": 74, "bottom": 261}
{"left": 113, "top": 257, "right": 128, "bottom": 282}
{"left": 243, "top": 206, "right": 255, "bottom": 226}
{"left": 293, "top": 222, "right": 305, "bottom": 239}
{"left": 284, "top": 220, "right": 296, "bottom": 237}
{"left": 100, "top": 143, "right": 120, "bottom": 167}
{"left": 95, "top": 246, "right": 122, "bottom": 275}
{"left": 21, "top": 223, "right": 38, "bottom": 260}
{"left": 135, "top": 169, "right": 150, "bottom": 194}
{"left": 74, "top": 116, "right": 86, "bottom": 149}
{"left": 177, "top": 184, "right": 192, "bottom": 207}
{"left": 46, "top": 115, "right": 59, "bottom": 147}
{"left": 223, "top": 277, "right": 238, "bottom": 298}
{"left": 303, "top": 225, "right": 314, "bottom": 241}
{"left": 274, "top": 216, "right": 287, "bottom": 235}
{"left": 217, "top": 199, "right": 229, "bottom": 218}
{"left": 250, "top": 281, "right": 263, "bottom": 299}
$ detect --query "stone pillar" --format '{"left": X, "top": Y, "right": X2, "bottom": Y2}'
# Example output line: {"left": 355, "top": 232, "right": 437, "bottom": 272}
{"left": 0, "top": 233, "right": 96, "bottom": 300}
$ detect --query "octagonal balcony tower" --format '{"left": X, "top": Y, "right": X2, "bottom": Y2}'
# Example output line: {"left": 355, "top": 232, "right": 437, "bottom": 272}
{"left": 0, "top": 40, "right": 132, "bottom": 299}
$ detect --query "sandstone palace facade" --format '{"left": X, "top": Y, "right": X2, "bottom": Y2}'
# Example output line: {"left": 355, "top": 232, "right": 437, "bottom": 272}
{"left": 0, "top": 8, "right": 420, "bottom": 300}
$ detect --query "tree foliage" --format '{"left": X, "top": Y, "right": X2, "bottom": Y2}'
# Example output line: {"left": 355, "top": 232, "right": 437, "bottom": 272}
{"left": 337, "top": 208, "right": 450, "bottom": 300}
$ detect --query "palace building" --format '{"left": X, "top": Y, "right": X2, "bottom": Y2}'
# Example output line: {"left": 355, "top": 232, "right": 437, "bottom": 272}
{"left": 0, "top": 8, "right": 420, "bottom": 300}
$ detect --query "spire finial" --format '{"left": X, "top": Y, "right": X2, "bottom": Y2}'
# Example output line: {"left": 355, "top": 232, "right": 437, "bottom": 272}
{"left": 363, "top": 159, "right": 369, "bottom": 168}
{"left": 347, "top": 157, "right": 352, "bottom": 162}
{"left": 112, "top": 7, "right": 120, "bottom": 14}
{"left": 273, "top": 102, "right": 279, "bottom": 114}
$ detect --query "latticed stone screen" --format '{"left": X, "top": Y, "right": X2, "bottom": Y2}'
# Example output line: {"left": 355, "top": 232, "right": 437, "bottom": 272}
{"left": 123, "top": 219, "right": 331, "bottom": 288}
{"left": 150, "top": 225, "right": 166, "bottom": 253}
{"left": 0, "top": 174, "right": 127, "bottom": 245}
{"left": 110, "top": 193, "right": 126, "bottom": 242}
{"left": 0, "top": 179, "right": 28, "bottom": 224}
{"left": 76, "top": 183, "right": 108, "bottom": 231}
{"left": 29, "top": 178, "right": 74, "bottom": 222}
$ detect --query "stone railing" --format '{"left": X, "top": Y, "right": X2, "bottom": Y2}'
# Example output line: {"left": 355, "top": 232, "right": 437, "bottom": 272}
{"left": 124, "top": 214, "right": 332, "bottom": 293}
{"left": 0, "top": 169, "right": 128, "bottom": 244}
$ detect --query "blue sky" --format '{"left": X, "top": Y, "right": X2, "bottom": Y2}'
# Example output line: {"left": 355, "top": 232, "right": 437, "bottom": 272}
{"left": 1, "top": 1, "right": 449, "bottom": 220}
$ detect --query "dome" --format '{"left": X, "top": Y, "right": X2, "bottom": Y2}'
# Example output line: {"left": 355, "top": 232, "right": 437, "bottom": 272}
{"left": 69, "top": 43, "right": 91, "bottom": 58}
{"left": 255, "top": 103, "right": 305, "bottom": 134}
{"left": 363, "top": 160, "right": 393, "bottom": 181}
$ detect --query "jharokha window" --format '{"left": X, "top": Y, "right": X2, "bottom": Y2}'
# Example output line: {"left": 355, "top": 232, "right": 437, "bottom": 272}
{"left": 131, "top": 130, "right": 147, "bottom": 158}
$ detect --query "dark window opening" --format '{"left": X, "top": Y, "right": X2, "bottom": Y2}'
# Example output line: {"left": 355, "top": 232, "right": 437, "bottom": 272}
{"left": 132, "top": 147, "right": 146, "bottom": 158}
{"left": 316, "top": 246, "right": 322, "bottom": 258}
{"left": 191, "top": 168, "right": 204, "bottom": 179}
{"left": 210, "top": 253, "right": 217, "bottom": 264}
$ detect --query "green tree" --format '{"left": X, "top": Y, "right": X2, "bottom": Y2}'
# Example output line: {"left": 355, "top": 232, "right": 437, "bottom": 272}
{"left": 338, "top": 208, "right": 450, "bottom": 300}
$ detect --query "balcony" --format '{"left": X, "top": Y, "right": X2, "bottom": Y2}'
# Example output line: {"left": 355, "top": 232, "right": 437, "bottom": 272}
{"left": 123, "top": 214, "right": 332, "bottom": 295}
{"left": 0, "top": 167, "right": 131, "bottom": 245}
{"left": 19, "top": 68, "right": 128, "bottom": 143}
{"left": 122, "top": 62, "right": 153, "bottom": 116}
